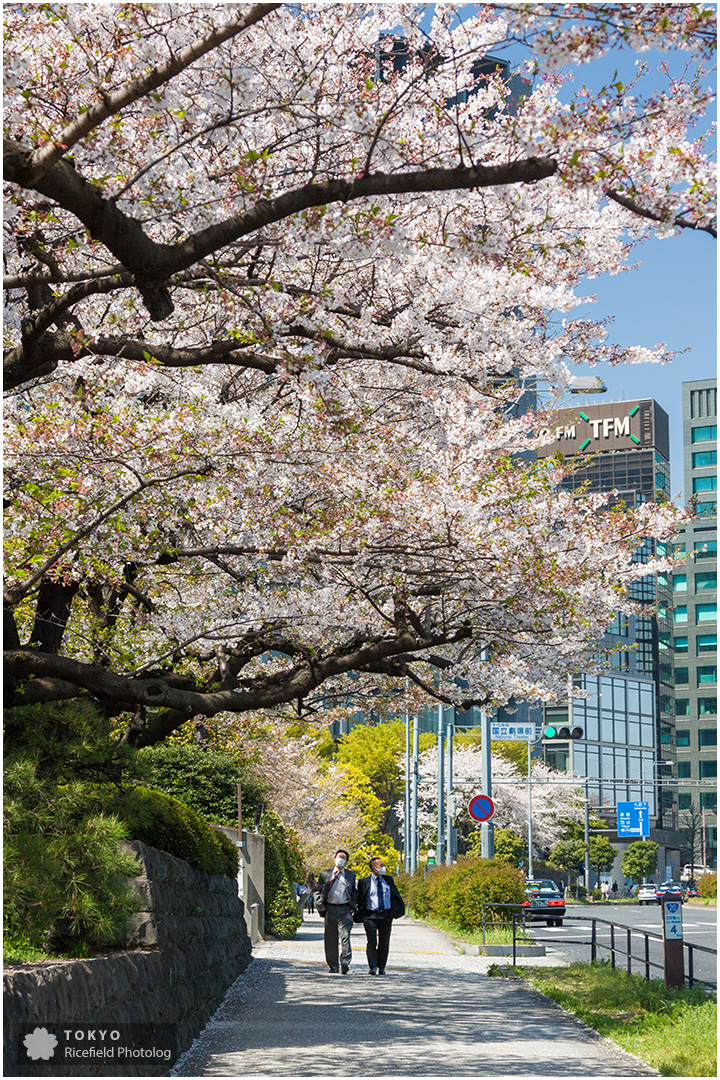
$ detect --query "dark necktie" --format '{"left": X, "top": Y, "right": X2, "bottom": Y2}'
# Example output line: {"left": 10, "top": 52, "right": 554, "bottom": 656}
{"left": 377, "top": 877, "right": 385, "bottom": 911}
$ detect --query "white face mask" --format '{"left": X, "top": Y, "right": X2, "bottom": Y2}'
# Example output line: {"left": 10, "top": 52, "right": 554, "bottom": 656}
{"left": 376, "top": 866, "right": 386, "bottom": 875}
{"left": 335, "top": 856, "right": 347, "bottom": 868}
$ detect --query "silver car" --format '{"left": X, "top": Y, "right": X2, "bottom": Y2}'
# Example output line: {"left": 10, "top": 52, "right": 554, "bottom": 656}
{"left": 637, "top": 883, "right": 658, "bottom": 905}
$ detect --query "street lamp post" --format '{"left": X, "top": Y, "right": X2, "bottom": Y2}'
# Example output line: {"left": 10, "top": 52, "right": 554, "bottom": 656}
{"left": 437, "top": 705, "right": 446, "bottom": 865}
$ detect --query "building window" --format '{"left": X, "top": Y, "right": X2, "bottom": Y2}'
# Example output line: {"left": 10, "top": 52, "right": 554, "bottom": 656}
{"left": 700, "top": 792, "right": 717, "bottom": 811}
{"left": 699, "top": 729, "right": 717, "bottom": 747}
{"left": 693, "top": 475, "right": 718, "bottom": 493}
{"left": 693, "top": 450, "right": 717, "bottom": 468}
{"left": 699, "top": 761, "right": 718, "bottom": 779}
{"left": 674, "top": 636, "right": 688, "bottom": 653}
{"left": 695, "top": 572, "right": 717, "bottom": 591}
{"left": 692, "top": 425, "right": 717, "bottom": 442}
{"left": 677, "top": 729, "right": 691, "bottom": 746}
{"left": 697, "top": 666, "right": 717, "bottom": 684}
{"left": 673, "top": 574, "right": 687, "bottom": 592}
{"left": 676, "top": 698, "right": 690, "bottom": 716}
{"left": 696, "top": 501, "right": 718, "bottom": 516}
{"left": 694, "top": 539, "right": 717, "bottom": 559}
{"left": 677, "top": 762, "right": 692, "bottom": 779}
{"left": 675, "top": 667, "right": 689, "bottom": 684}
{"left": 697, "top": 634, "right": 717, "bottom": 653}
{"left": 697, "top": 604, "right": 717, "bottom": 623}
{"left": 674, "top": 606, "right": 688, "bottom": 623}
{"left": 679, "top": 793, "right": 693, "bottom": 810}
{"left": 698, "top": 698, "right": 717, "bottom": 716}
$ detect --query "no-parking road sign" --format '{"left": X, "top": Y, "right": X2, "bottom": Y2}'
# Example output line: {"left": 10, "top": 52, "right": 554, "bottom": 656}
{"left": 468, "top": 794, "right": 495, "bottom": 822}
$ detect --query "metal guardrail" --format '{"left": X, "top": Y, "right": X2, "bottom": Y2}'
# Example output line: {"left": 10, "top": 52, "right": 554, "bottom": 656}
{"left": 518, "top": 913, "right": 717, "bottom": 991}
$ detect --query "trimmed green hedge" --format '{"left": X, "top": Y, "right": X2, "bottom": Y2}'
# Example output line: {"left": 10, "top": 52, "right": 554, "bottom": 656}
{"left": 259, "top": 808, "right": 303, "bottom": 938}
{"left": 88, "top": 785, "right": 239, "bottom": 878}
{"left": 137, "top": 743, "right": 267, "bottom": 828}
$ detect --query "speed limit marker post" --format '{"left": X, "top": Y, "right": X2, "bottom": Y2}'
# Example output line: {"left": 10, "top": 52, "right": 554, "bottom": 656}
{"left": 661, "top": 897, "right": 684, "bottom": 989}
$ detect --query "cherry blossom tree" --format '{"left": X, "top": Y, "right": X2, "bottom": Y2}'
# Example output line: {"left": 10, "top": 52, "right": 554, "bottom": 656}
{"left": 217, "top": 717, "right": 395, "bottom": 868}
{"left": 4, "top": 4, "right": 714, "bottom": 747}
{"left": 396, "top": 741, "right": 584, "bottom": 851}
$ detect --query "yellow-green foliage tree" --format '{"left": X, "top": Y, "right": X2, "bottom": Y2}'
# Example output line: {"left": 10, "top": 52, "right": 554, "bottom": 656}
{"left": 338, "top": 763, "right": 400, "bottom": 875}
{"left": 336, "top": 720, "right": 434, "bottom": 834}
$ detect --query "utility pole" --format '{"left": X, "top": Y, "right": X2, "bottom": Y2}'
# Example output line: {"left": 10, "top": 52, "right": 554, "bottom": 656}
{"left": 481, "top": 708, "right": 495, "bottom": 858}
{"left": 404, "top": 705, "right": 411, "bottom": 872}
{"left": 446, "top": 716, "right": 456, "bottom": 864}
{"left": 584, "top": 780, "right": 591, "bottom": 892}
{"left": 410, "top": 712, "right": 419, "bottom": 873}
{"left": 527, "top": 745, "right": 534, "bottom": 880}
{"left": 437, "top": 705, "right": 445, "bottom": 865}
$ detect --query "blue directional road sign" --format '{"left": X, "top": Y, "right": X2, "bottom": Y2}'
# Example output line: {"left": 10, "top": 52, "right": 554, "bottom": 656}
{"left": 616, "top": 801, "right": 650, "bottom": 838}
{"left": 468, "top": 795, "right": 495, "bottom": 822}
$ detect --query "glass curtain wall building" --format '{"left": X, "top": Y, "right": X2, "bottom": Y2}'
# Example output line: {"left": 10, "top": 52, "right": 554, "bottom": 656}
{"left": 537, "top": 399, "right": 676, "bottom": 829}
{"left": 674, "top": 380, "right": 717, "bottom": 869}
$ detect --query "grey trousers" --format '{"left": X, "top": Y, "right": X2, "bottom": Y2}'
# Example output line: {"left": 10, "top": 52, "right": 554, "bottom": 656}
{"left": 323, "top": 903, "right": 353, "bottom": 968}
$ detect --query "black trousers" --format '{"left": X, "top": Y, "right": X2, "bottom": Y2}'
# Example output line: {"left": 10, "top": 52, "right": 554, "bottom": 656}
{"left": 363, "top": 913, "right": 393, "bottom": 970}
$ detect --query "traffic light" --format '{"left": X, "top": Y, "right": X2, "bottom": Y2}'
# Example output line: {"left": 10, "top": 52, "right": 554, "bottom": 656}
{"left": 543, "top": 725, "right": 583, "bottom": 739}
{"left": 446, "top": 794, "right": 459, "bottom": 819}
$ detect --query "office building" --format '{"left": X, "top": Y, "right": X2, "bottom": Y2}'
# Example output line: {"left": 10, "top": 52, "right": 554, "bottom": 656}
{"left": 673, "top": 380, "right": 717, "bottom": 870}
{"left": 537, "top": 399, "right": 681, "bottom": 872}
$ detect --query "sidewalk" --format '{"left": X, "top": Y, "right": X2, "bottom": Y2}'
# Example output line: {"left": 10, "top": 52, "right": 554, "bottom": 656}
{"left": 172, "top": 913, "right": 657, "bottom": 1077}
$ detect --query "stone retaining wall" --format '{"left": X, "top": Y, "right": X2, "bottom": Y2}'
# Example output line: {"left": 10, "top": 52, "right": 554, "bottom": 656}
{"left": 4, "top": 841, "right": 252, "bottom": 1076}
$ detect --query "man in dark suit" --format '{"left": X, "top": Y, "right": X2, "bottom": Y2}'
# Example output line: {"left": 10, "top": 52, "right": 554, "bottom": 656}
{"left": 314, "top": 848, "right": 358, "bottom": 974}
{"left": 357, "top": 857, "right": 405, "bottom": 975}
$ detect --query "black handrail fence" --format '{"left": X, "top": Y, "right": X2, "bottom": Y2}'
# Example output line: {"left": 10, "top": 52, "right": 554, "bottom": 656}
{"left": 478, "top": 904, "right": 717, "bottom": 991}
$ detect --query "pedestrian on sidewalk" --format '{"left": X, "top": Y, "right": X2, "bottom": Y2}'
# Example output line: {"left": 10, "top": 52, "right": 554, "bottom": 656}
{"left": 601, "top": 880, "right": 611, "bottom": 901}
{"left": 315, "top": 849, "right": 357, "bottom": 974}
{"left": 356, "top": 857, "right": 406, "bottom": 975}
{"left": 304, "top": 872, "right": 316, "bottom": 914}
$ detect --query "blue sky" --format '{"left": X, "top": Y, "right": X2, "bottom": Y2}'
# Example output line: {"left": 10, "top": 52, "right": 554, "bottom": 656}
{"left": 560, "top": 226, "right": 716, "bottom": 502}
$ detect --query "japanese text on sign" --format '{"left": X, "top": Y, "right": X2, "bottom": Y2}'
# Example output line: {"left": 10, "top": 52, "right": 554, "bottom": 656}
{"left": 490, "top": 723, "right": 535, "bottom": 741}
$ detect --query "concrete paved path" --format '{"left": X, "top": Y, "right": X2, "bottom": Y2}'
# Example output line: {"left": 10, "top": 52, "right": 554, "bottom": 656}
{"left": 172, "top": 914, "right": 657, "bottom": 1077}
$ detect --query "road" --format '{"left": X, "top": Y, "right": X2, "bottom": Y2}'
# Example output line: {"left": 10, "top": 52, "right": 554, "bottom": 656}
{"left": 524, "top": 902, "right": 717, "bottom": 988}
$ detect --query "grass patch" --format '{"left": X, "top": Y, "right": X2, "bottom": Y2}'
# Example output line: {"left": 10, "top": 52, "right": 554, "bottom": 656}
{"left": 520, "top": 960, "right": 716, "bottom": 1077}
{"left": 412, "top": 910, "right": 530, "bottom": 946}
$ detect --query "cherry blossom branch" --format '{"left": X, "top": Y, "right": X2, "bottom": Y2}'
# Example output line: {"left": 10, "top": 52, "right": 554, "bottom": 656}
{"left": 21, "top": 4, "right": 281, "bottom": 185}
{"left": 4, "top": 622, "right": 473, "bottom": 745}
{"left": 5, "top": 464, "right": 212, "bottom": 605}
{"left": 606, "top": 188, "right": 717, "bottom": 238}
{"left": 4, "top": 140, "right": 558, "bottom": 318}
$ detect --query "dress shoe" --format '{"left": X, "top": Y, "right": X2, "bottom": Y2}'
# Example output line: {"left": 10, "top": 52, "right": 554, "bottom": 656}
{"left": 377, "top": 968, "right": 386, "bottom": 975}
{"left": 329, "top": 967, "right": 339, "bottom": 973}
{"left": 368, "top": 967, "right": 377, "bottom": 975}
{"left": 341, "top": 964, "right": 349, "bottom": 974}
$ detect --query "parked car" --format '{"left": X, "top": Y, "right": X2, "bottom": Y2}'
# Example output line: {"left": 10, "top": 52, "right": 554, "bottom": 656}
{"left": 685, "top": 881, "right": 700, "bottom": 898}
{"left": 681, "top": 864, "right": 712, "bottom": 880}
{"left": 637, "top": 883, "right": 659, "bottom": 905}
{"left": 656, "top": 881, "right": 686, "bottom": 904}
{"left": 523, "top": 880, "right": 566, "bottom": 926}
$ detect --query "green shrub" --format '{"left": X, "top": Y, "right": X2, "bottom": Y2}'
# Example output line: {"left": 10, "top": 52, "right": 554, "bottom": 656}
{"left": 90, "top": 786, "right": 239, "bottom": 877}
{"left": 395, "top": 868, "right": 432, "bottom": 916}
{"left": 698, "top": 872, "right": 717, "bottom": 899}
{"left": 396, "top": 859, "right": 525, "bottom": 933}
{"left": 137, "top": 743, "right": 267, "bottom": 828}
{"left": 4, "top": 700, "right": 133, "bottom": 785}
{"left": 4, "top": 760, "right": 140, "bottom": 957}
{"left": 259, "top": 808, "right": 303, "bottom": 938}
{"left": 430, "top": 859, "right": 525, "bottom": 933}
